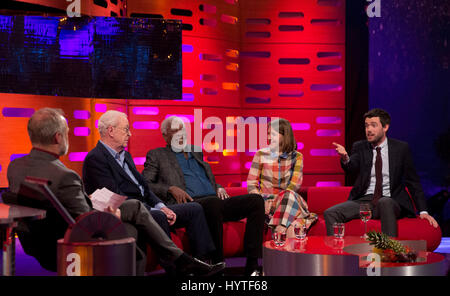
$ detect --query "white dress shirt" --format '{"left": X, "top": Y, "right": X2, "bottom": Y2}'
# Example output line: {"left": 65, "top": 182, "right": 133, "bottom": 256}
{"left": 365, "top": 138, "right": 390, "bottom": 197}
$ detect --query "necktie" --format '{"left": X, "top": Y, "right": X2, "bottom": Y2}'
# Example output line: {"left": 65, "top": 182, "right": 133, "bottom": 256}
{"left": 372, "top": 146, "right": 382, "bottom": 206}
{"left": 116, "top": 152, "right": 126, "bottom": 169}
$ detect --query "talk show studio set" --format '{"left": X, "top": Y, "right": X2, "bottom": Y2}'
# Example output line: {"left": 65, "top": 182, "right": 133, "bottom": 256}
{"left": 0, "top": 0, "right": 449, "bottom": 279}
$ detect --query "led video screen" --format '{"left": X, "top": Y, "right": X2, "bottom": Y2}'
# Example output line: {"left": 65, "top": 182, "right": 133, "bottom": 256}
{"left": 0, "top": 16, "right": 182, "bottom": 100}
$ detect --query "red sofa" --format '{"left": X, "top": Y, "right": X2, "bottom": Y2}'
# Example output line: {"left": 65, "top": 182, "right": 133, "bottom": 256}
{"left": 145, "top": 186, "right": 442, "bottom": 271}
{"left": 306, "top": 186, "right": 442, "bottom": 251}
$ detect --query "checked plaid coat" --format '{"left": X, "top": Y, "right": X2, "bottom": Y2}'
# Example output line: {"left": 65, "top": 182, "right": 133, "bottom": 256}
{"left": 247, "top": 147, "right": 317, "bottom": 229}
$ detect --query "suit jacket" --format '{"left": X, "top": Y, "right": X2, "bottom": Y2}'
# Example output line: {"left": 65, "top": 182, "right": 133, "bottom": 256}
{"left": 82, "top": 141, "right": 163, "bottom": 208}
{"left": 7, "top": 148, "right": 92, "bottom": 271}
{"left": 342, "top": 138, "right": 427, "bottom": 216}
{"left": 142, "top": 145, "right": 222, "bottom": 204}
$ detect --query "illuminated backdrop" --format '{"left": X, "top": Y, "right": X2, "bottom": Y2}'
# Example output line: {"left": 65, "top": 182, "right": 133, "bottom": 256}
{"left": 0, "top": 0, "right": 346, "bottom": 189}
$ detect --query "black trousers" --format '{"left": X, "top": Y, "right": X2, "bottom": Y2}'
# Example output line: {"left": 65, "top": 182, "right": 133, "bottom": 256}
{"left": 119, "top": 199, "right": 183, "bottom": 275}
{"left": 193, "top": 194, "right": 265, "bottom": 263}
{"left": 323, "top": 195, "right": 402, "bottom": 237}
{"left": 148, "top": 202, "right": 216, "bottom": 259}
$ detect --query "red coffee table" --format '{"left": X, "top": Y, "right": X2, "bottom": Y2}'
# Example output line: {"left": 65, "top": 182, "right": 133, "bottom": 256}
{"left": 263, "top": 236, "right": 446, "bottom": 276}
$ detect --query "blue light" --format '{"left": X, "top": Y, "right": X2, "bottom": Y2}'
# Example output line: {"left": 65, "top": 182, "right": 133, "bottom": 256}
{"left": 24, "top": 16, "right": 58, "bottom": 45}
{"left": 59, "top": 21, "right": 94, "bottom": 59}
{"left": 93, "top": 17, "right": 121, "bottom": 36}
{"left": 0, "top": 16, "right": 13, "bottom": 32}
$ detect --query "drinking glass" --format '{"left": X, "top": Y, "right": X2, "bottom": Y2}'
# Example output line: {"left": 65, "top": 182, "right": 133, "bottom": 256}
{"left": 333, "top": 222, "right": 345, "bottom": 239}
{"left": 359, "top": 203, "right": 372, "bottom": 239}
{"left": 273, "top": 231, "right": 286, "bottom": 247}
{"left": 294, "top": 223, "right": 307, "bottom": 240}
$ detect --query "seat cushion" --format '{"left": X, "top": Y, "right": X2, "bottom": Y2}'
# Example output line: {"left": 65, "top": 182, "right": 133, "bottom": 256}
{"left": 307, "top": 186, "right": 352, "bottom": 214}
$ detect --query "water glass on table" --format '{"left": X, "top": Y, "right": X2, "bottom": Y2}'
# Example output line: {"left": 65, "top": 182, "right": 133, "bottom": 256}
{"left": 273, "top": 230, "right": 286, "bottom": 247}
{"left": 294, "top": 223, "right": 307, "bottom": 240}
{"left": 359, "top": 203, "right": 372, "bottom": 239}
{"left": 333, "top": 222, "right": 345, "bottom": 239}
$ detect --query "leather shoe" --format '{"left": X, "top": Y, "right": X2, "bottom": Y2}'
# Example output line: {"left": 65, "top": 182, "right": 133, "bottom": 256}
{"left": 176, "top": 254, "right": 226, "bottom": 276}
{"left": 245, "top": 266, "right": 262, "bottom": 276}
{"left": 249, "top": 269, "right": 262, "bottom": 276}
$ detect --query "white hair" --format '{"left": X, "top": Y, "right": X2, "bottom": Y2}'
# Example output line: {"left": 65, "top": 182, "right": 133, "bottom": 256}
{"left": 161, "top": 116, "right": 185, "bottom": 135}
{"left": 98, "top": 110, "right": 127, "bottom": 137}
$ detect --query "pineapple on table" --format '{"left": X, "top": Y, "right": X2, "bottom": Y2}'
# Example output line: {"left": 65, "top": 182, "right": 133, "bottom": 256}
{"left": 365, "top": 231, "right": 416, "bottom": 263}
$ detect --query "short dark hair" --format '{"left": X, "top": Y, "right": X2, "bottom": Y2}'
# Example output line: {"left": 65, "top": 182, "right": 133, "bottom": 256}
{"left": 364, "top": 108, "right": 391, "bottom": 127}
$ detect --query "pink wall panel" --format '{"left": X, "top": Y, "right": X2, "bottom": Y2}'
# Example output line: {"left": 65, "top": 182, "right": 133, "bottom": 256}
{"left": 240, "top": 43, "right": 345, "bottom": 109}
{"left": 127, "top": 36, "right": 240, "bottom": 107}
{"left": 236, "top": 0, "right": 346, "bottom": 187}
{"left": 240, "top": 109, "right": 345, "bottom": 175}
{"left": 240, "top": 0, "right": 345, "bottom": 44}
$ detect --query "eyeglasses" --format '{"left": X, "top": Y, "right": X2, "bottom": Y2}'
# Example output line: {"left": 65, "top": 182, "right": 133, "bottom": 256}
{"left": 115, "top": 126, "right": 130, "bottom": 134}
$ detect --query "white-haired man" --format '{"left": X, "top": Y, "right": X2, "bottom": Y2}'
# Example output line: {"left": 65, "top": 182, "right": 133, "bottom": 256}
{"left": 82, "top": 110, "right": 217, "bottom": 264}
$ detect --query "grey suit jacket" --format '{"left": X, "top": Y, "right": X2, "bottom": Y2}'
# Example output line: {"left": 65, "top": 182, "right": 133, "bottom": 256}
{"left": 7, "top": 148, "right": 91, "bottom": 270}
{"left": 7, "top": 148, "right": 91, "bottom": 215}
{"left": 141, "top": 145, "right": 222, "bottom": 204}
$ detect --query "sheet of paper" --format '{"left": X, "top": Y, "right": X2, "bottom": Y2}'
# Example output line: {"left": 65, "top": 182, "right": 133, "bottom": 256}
{"left": 90, "top": 187, "right": 127, "bottom": 212}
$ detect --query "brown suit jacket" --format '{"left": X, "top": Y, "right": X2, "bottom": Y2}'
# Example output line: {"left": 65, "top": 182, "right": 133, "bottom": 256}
{"left": 142, "top": 145, "right": 222, "bottom": 204}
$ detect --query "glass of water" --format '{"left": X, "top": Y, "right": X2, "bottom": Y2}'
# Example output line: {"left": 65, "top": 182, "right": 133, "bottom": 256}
{"left": 272, "top": 230, "right": 286, "bottom": 247}
{"left": 333, "top": 222, "right": 345, "bottom": 239}
{"left": 294, "top": 223, "right": 307, "bottom": 240}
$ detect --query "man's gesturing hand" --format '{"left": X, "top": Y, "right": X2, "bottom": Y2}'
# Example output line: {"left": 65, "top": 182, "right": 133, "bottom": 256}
{"left": 332, "top": 142, "right": 349, "bottom": 162}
